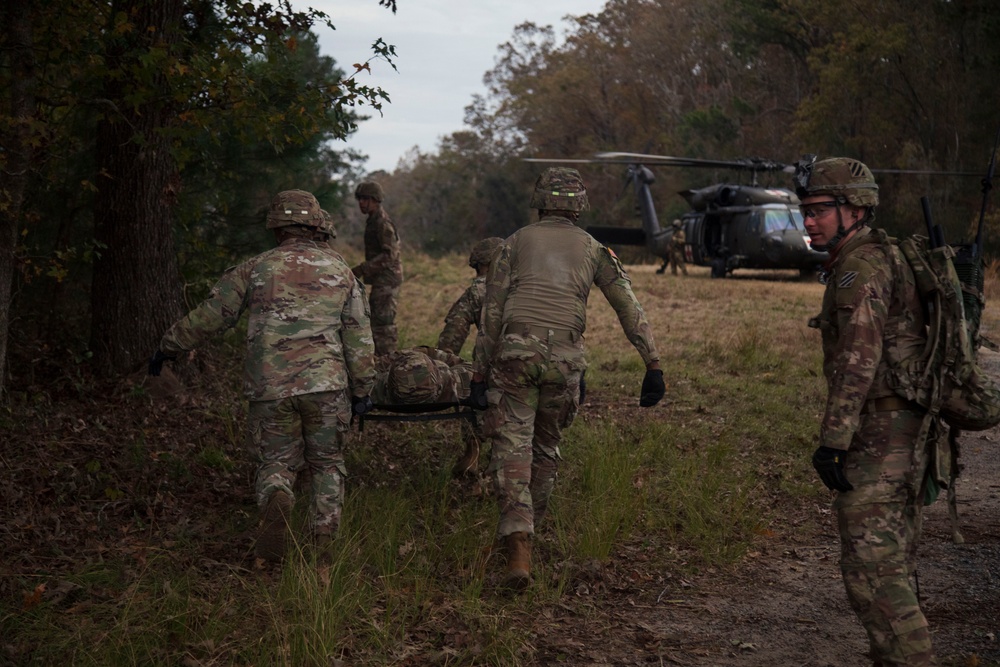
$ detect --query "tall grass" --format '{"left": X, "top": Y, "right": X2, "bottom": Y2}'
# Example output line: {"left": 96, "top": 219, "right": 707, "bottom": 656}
{"left": 6, "top": 255, "right": 972, "bottom": 665}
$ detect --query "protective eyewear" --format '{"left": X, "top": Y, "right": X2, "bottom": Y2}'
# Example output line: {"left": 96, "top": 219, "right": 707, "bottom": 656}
{"left": 799, "top": 200, "right": 840, "bottom": 219}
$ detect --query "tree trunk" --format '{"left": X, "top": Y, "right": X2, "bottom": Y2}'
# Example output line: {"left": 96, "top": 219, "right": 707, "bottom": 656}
{"left": 0, "top": 0, "right": 35, "bottom": 399}
{"left": 89, "top": 0, "right": 185, "bottom": 375}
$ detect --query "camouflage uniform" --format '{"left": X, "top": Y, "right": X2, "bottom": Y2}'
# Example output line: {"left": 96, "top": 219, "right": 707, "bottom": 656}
{"left": 160, "top": 194, "right": 375, "bottom": 541}
{"left": 437, "top": 275, "right": 486, "bottom": 355}
{"left": 669, "top": 222, "right": 687, "bottom": 276}
{"left": 372, "top": 346, "right": 473, "bottom": 405}
{"left": 474, "top": 216, "right": 659, "bottom": 538}
{"left": 353, "top": 203, "right": 403, "bottom": 357}
{"left": 800, "top": 155, "right": 937, "bottom": 666}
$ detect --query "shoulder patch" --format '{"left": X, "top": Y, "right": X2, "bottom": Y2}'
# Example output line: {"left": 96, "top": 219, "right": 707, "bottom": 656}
{"left": 606, "top": 246, "right": 618, "bottom": 260}
{"left": 838, "top": 271, "right": 859, "bottom": 289}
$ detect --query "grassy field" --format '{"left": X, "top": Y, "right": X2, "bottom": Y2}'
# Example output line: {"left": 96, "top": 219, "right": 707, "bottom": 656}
{"left": 3, "top": 250, "right": 997, "bottom": 666}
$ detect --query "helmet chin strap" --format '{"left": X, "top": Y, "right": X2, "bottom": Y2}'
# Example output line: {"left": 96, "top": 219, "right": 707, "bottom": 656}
{"left": 813, "top": 207, "right": 868, "bottom": 253}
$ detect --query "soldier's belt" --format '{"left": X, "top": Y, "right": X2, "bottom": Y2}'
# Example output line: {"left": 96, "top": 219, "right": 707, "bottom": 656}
{"left": 358, "top": 400, "right": 476, "bottom": 431}
{"left": 505, "top": 322, "right": 581, "bottom": 343}
{"left": 860, "top": 396, "right": 923, "bottom": 415}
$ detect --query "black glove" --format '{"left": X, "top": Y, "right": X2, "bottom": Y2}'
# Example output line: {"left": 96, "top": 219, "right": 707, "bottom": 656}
{"left": 148, "top": 350, "right": 177, "bottom": 377}
{"left": 812, "top": 446, "right": 853, "bottom": 492}
{"left": 578, "top": 370, "right": 587, "bottom": 405}
{"left": 352, "top": 395, "right": 374, "bottom": 417}
{"left": 470, "top": 380, "right": 489, "bottom": 410}
{"left": 639, "top": 368, "right": 665, "bottom": 407}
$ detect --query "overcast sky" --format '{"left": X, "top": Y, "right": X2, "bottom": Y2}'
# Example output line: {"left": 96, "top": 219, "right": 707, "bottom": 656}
{"left": 304, "top": 1, "right": 609, "bottom": 173}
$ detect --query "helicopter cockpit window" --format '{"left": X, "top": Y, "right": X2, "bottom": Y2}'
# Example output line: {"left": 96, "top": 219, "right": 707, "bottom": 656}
{"left": 763, "top": 207, "right": 805, "bottom": 233}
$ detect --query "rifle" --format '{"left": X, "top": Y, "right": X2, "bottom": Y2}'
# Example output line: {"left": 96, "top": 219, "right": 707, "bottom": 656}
{"left": 952, "top": 127, "right": 1000, "bottom": 348}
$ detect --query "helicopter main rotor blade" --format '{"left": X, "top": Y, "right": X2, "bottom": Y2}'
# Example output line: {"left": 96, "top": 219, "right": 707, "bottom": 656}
{"left": 595, "top": 152, "right": 794, "bottom": 173}
{"left": 523, "top": 158, "right": 607, "bottom": 164}
{"left": 871, "top": 168, "right": 979, "bottom": 177}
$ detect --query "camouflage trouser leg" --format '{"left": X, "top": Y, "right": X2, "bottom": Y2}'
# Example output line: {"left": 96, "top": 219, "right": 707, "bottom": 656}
{"left": 485, "top": 332, "right": 585, "bottom": 537}
{"left": 834, "top": 409, "right": 936, "bottom": 667}
{"left": 247, "top": 391, "right": 351, "bottom": 536}
{"left": 370, "top": 284, "right": 399, "bottom": 356}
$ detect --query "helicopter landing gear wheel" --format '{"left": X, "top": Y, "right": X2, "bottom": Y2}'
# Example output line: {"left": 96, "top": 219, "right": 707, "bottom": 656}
{"left": 710, "top": 258, "right": 726, "bottom": 279}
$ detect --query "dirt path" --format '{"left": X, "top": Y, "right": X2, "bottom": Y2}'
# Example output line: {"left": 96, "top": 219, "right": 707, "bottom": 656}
{"left": 530, "top": 367, "right": 1000, "bottom": 666}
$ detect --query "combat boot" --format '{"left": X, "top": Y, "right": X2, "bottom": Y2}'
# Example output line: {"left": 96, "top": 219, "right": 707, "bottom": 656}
{"left": 501, "top": 531, "right": 531, "bottom": 591}
{"left": 255, "top": 490, "right": 291, "bottom": 562}
{"left": 451, "top": 436, "right": 480, "bottom": 477}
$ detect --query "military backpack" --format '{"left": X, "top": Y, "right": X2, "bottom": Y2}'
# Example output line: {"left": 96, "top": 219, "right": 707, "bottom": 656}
{"left": 871, "top": 230, "right": 1000, "bottom": 431}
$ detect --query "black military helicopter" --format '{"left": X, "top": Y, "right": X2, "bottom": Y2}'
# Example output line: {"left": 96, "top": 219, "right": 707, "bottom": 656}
{"left": 580, "top": 152, "right": 822, "bottom": 278}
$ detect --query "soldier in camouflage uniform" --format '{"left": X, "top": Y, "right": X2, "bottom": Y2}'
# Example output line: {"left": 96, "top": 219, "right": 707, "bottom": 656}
{"left": 469, "top": 167, "right": 665, "bottom": 591}
{"left": 669, "top": 219, "right": 687, "bottom": 276}
{"left": 438, "top": 237, "right": 504, "bottom": 477}
{"left": 797, "top": 157, "right": 936, "bottom": 666}
{"left": 352, "top": 181, "right": 403, "bottom": 357}
{"left": 437, "top": 237, "right": 504, "bottom": 355}
{"left": 149, "top": 190, "right": 376, "bottom": 563}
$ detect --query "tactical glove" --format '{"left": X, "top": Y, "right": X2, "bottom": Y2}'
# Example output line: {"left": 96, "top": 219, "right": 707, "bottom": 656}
{"left": 352, "top": 395, "right": 374, "bottom": 417}
{"left": 470, "top": 380, "right": 489, "bottom": 410}
{"left": 578, "top": 370, "right": 587, "bottom": 405}
{"left": 812, "top": 446, "right": 854, "bottom": 492}
{"left": 148, "top": 350, "right": 177, "bottom": 377}
{"left": 639, "top": 369, "right": 665, "bottom": 407}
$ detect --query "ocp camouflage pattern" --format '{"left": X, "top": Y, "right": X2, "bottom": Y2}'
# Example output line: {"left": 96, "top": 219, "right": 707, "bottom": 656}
{"left": 372, "top": 346, "right": 472, "bottom": 405}
{"left": 354, "top": 207, "right": 403, "bottom": 287}
{"left": 437, "top": 276, "right": 486, "bottom": 354}
{"left": 474, "top": 215, "right": 658, "bottom": 376}
{"left": 160, "top": 237, "right": 376, "bottom": 401}
{"left": 809, "top": 228, "right": 926, "bottom": 451}
{"left": 810, "top": 225, "right": 937, "bottom": 666}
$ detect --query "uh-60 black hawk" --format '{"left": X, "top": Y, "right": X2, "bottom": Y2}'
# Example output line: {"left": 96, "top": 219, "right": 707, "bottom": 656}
{"left": 567, "top": 152, "right": 824, "bottom": 278}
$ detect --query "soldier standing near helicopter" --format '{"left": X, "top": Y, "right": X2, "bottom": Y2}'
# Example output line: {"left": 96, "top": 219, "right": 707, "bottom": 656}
{"left": 469, "top": 167, "right": 664, "bottom": 591}
{"left": 797, "top": 157, "right": 935, "bottom": 667}
{"left": 669, "top": 219, "right": 688, "bottom": 276}
{"left": 352, "top": 181, "right": 403, "bottom": 357}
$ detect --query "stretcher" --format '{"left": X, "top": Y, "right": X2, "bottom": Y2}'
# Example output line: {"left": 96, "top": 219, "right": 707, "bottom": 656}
{"left": 358, "top": 399, "right": 477, "bottom": 431}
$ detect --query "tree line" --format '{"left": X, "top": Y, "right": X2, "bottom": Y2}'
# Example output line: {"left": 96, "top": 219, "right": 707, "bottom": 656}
{"left": 0, "top": 0, "right": 397, "bottom": 396}
{"left": 385, "top": 0, "right": 1000, "bottom": 260}
{"left": 2, "top": 0, "right": 999, "bottom": 398}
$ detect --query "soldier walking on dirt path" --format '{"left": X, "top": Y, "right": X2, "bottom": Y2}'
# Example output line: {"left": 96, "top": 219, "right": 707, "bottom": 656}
{"left": 352, "top": 180, "right": 403, "bottom": 357}
{"left": 149, "top": 189, "right": 376, "bottom": 565}
{"left": 469, "top": 167, "right": 665, "bottom": 592}
{"left": 798, "top": 157, "right": 937, "bottom": 666}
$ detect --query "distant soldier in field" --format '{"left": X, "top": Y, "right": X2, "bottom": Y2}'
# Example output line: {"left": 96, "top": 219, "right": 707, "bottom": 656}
{"left": 669, "top": 219, "right": 687, "bottom": 276}
{"left": 470, "top": 167, "right": 665, "bottom": 591}
{"left": 797, "top": 157, "right": 936, "bottom": 666}
{"left": 149, "top": 189, "right": 376, "bottom": 563}
{"left": 437, "top": 237, "right": 505, "bottom": 355}
{"left": 352, "top": 181, "right": 403, "bottom": 356}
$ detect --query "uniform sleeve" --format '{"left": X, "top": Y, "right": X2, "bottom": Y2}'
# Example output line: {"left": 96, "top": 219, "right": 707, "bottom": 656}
{"left": 340, "top": 277, "right": 377, "bottom": 397}
{"left": 355, "top": 216, "right": 398, "bottom": 281}
{"left": 593, "top": 245, "right": 659, "bottom": 366}
{"left": 820, "top": 254, "right": 892, "bottom": 450}
{"left": 159, "top": 263, "right": 252, "bottom": 355}
{"left": 473, "top": 243, "right": 511, "bottom": 376}
{"left": 436, "top": 283, "right": 480, "bottom": 353}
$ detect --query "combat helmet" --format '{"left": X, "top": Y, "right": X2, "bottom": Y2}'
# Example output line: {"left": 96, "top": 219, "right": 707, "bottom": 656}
{"left": 469, "top": 237, "right": 504, "bottom": 269}
{"left": 266, "top": 190, "right": 324, "bottom": 229}
{"left": 529, "top": 167, "right": 590, "bottom": 212}
{"left": 671, "top": 219, "right": 682, "bottom": 229}
{"left": 387, "top": 350, "right": 442, "bottom": 404}
{"left": 319, "top": 209, "right": 336, "bottom": 239}
{"left": 793, "top": 156, "right": 879, "bottom": 207}
{"left": 354, "top": 181, "right": 384, "bottom": 203}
